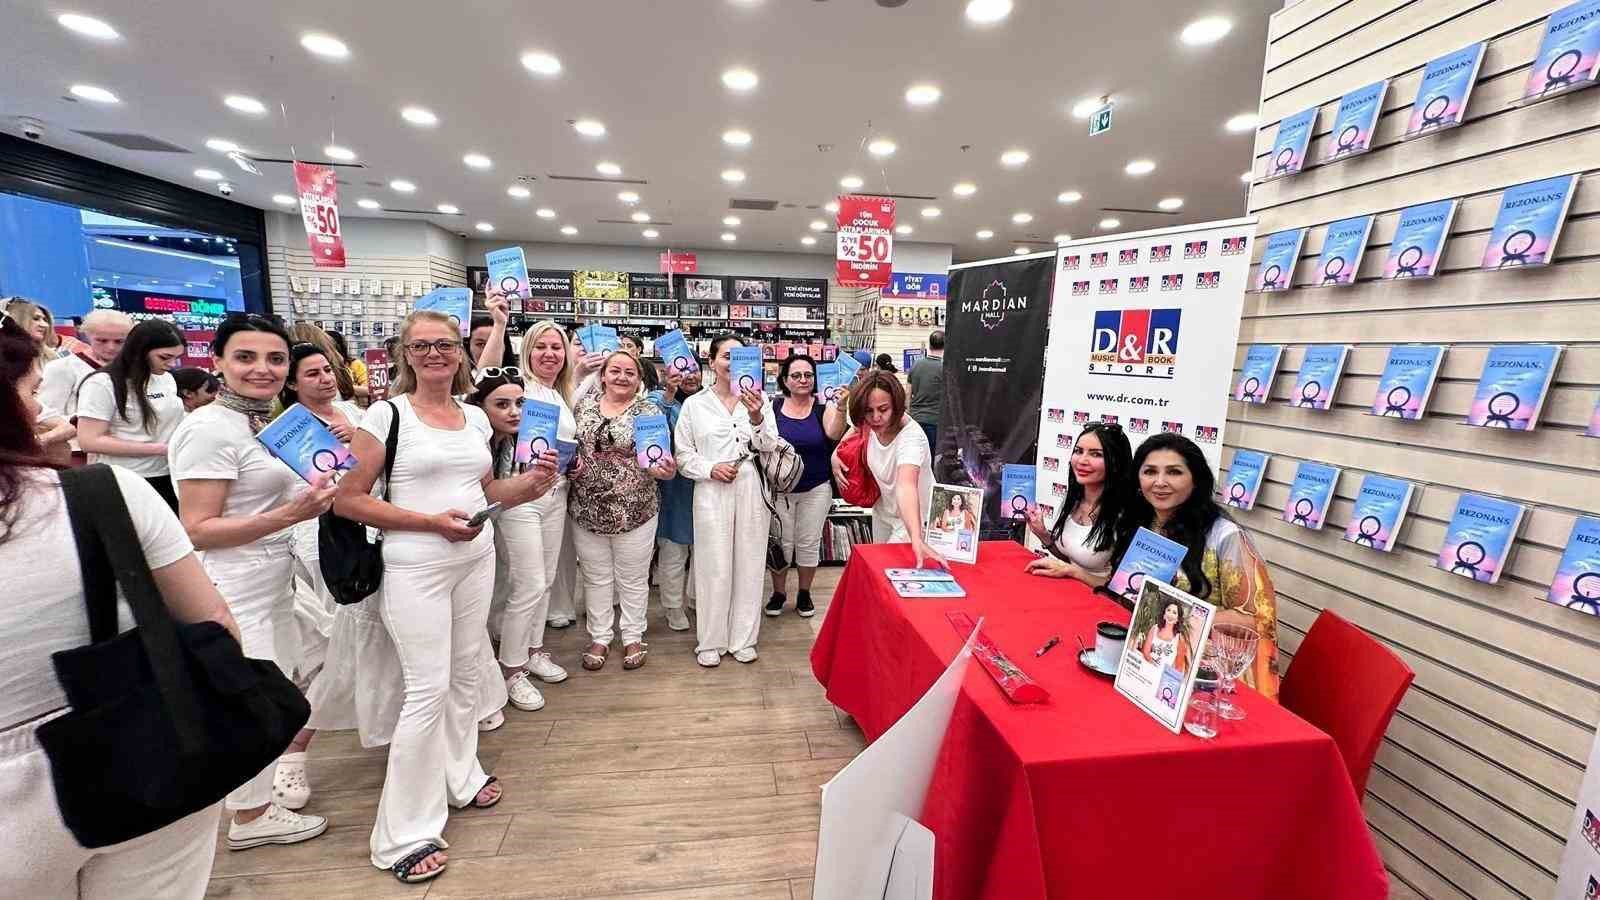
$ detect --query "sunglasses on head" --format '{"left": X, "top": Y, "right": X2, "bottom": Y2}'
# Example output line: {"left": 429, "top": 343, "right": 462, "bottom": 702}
{"left": 475, "top": 366, "right": 523, "bottom": 385}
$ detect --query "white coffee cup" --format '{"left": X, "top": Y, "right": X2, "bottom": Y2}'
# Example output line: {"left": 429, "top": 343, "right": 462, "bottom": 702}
{"left": 1095, "top": 622, "right": 1129, "bottom": 669}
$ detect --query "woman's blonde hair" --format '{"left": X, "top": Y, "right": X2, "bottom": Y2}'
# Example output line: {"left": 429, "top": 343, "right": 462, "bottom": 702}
{"left": 288, "top": 321, "right": 355, "bottom": 399}
{"left": 2, "top": 299, "right": 51, "bottom": 363}
{"left": 390, "top": 310, "right": 473, "bottom": 397}
{"left": 521, "top": 319, "right": 572, "bottom": 400}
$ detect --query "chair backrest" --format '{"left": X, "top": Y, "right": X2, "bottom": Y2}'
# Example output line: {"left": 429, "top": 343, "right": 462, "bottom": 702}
{"left": 1280, "top": 609, "right": 1415, "bottom": 797}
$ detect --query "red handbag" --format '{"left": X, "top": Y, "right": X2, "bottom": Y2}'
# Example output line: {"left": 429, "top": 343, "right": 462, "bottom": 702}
{"left": 835, "top": 428, "right": 880, "bottom": 508}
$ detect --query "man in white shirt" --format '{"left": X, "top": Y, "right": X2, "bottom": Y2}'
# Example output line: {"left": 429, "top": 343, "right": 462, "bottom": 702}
{"left": 38, "top": 310, "right": 133, "bottom": 446}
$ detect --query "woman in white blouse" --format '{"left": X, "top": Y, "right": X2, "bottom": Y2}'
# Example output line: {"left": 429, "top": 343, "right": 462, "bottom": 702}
{"left": 1023, "top": 422, "right": 1134, "bottom": 586}
{"left": 76, "top": 320, "right": 186, "bottom": 509}
{"left": 674, "top": 334, "right": 779, "bottom": 668}
{"left": 832, "top": 369, "right": 943, "bottom": 569}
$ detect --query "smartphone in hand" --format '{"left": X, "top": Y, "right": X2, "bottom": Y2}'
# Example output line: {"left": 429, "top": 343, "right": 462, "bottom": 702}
{"left": 466, "top": 502, "right": 503, "bottom": 528}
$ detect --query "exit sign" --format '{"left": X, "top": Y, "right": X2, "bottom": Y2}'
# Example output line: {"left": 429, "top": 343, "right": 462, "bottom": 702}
{"left": 1089, "top": 103, "right": 1114, "bottom": 136}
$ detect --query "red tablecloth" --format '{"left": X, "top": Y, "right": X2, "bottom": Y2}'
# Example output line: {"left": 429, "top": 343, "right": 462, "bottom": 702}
{"left": 811, "top": 541, "right": 1387, "bottom": 900}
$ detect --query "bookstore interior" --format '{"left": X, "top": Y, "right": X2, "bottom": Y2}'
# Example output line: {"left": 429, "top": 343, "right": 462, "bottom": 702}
{"left": 3, "top": 1, "right": 1600, "bottom": 898}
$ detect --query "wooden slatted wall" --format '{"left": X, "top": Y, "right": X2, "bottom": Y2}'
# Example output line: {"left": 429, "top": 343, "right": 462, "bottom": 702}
{"left": 1243, "top": 2, "right": 1600, "bottom": 898}
{"left": 265, "top": 241, "right": 465, "bottom": 355}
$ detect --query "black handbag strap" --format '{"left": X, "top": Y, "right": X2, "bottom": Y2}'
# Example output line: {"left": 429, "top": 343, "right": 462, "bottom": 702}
{"left": 60, "top": 465, "right": 208, "bottom": 756}
{"left": 380, "top": 399, "right": 399, "bottom": 502}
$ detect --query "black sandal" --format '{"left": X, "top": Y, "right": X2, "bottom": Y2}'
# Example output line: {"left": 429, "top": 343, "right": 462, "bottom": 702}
{"left": 470, "top": 775, "right": 502, "bottom": 809}
{"left": 392, "top": 843, "right": 447, "bottom": 883}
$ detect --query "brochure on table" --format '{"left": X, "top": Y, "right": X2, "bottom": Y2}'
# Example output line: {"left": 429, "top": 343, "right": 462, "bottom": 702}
{"left": 1000, "top": 464, "right": 1035, "bottom": 521}
{"left": 1256, "top": 228, "right": 1305, "bottom": 292}
{"left": 1114, "top": 578, "right": 1218, "bottom": 735}
{"left": 1235, "top": 344, "right": 1284, "bottom": 404}
{"left": 1292, "top": 344, "right": 1350, "bottom": 410}
{"left": 1315, "top": 216, "right": 1373, "bottom": 287}
{"left": 1371, "top": 345, "right": 1446, "bottom": 419}
{"left": 257, "top": 404, "right": 357, "bottom": 484}
{"left": 1266, "top": 107, "right": 1318, "bottom": 179}
{"left": 1324, "top": 80, "right": 1388, "bottom": 161}
{"left": 1482, "top": 174, "right": 1579, "bottom": 269}
{"left": 1282, "top": 461, "right": 1340, "bottom": 530}
{"left": 1344, "top": 474, "right": 1416, "bottom": 553}
{"left": 1523, "top": 0, "right": 1600, "bottom": 103}
{"left": 1108, "top": 527, "right": 1187, "bottom": 604}
{"left": 1223, "top": 449, "right": 1269, "bottom": 510}
{"left": 1384, "top": 200, "right": 1459, "bottom": 279}
{"left": 1548, "top": 517, "right": 1600, "bottom": 615}
{"left": 485, "top": 246, "right": 530, "bottom": 299}
{"left": 1466, "top": 344, "right": 1563, "bottom": 431}
{"left": 632, "top": 413, "right": 672, "bottom": 468}
{"left": 1405, "top": 42, "right": 1486, "bottom": 137}
{"left": 926, "top": 483, "right": 983, "bottom": 565}
{"left": 415, "top": 287, "right": 472, "bottom": 337}
{"left": 1437, "top": 493, "right": 1526, "bottom": 585}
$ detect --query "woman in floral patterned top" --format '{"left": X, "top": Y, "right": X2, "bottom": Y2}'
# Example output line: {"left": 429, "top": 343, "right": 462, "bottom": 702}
{"left": 569, "top": 350, "right": 676, "bottom": 671}
{"left": 1111, "top": 433, "right": 1280, "bottom": 699}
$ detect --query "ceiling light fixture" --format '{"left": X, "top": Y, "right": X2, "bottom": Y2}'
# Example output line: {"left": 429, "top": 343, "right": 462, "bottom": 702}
{"left": 536, "top": 207, "right": 557, "bottom": 219}
{"left": 839, "top": 175, "right": 863, "bottom": 190}
{"left": 1099, "top": 217, "right": 1121, "bottom": 229}
{"left": 1225, "top": 112, "right": 1259, "bottom": 133}
{"left": 1124, "top": 158, "right": 1156, "bottom": 175}
{"left": 475, "top": 222, "right": 494, "bottom": 232}
{"left": 868, "top": 138, "right": 897, "bottom": 157}
{"left": 506, "top": 185, "right": 530, "bottom": 198}
{"left": 521, "top": 51, "right": 562, "bottom": 76}
{"left": 631, "top": 211, "right": 651, "bottom": 223}
{"left": 224, "top": 94, "right": 266, "bottom": 115}
{"left": 952, "top": 182, "right": 977, "bottom": 197}
{"left": 463, "top": 152, "right": 492, "bottom": 169}
{"left": 722, "top": 215, "right": 741, "bottom": 226}
{"left": 400, "top": 105, "right": 438, "bottom": 126}
{"left": 573, "top": 118, "right": 606, "bottom": 137}
{"left": 357, "top": 198, "right": 381, "bottom": 210}
{"left": 1240, "top": 171, "right": 1253, "bottom": 183}
{"left": 895, "top": 224, "right": 913, "bottom": 235}
{"left": 1158, "top": 197, "right": 1184, "bottom": 211}
{"left": 617, "top": 190, "right": 639, "bottom": 203}
{"left": 1011, "top": 211, "right": 1033, "bottom": 224}
{"left": 965, "top": 0, "right": 1013, "bottom": 25}
{"left": 642, "top": 229, "right": 659, "bottom": 239}
{"left": 905, "top": 83, "right": 942, "bottom": 106}
{"left": 809, "top": 220, "right": 827, "bottom": 231}
{"left": 204, "top": 138, "right": 240, "bottom": 153}
{"left": 801, "top": 235, "right": 818, "bottom": 246}
{"left": 58, "top": 13, "right": 119, "bottom": 39}
{"left": 721, "top": 232, "right": 737, "bottom": 242}
{"left": 1054, "top": 233, "right": 1072, "bottom": 243}
{"left": 975, "top": 229, "right": 994, "bottom": 240}
{"left": 595, "top": 161, "right": 622, "bottom": 176}
{"left": 560, "top": 225, "right": 578, "bottom": 236}
{"left": 922, "top": 207, "right": 941, "bottom": 218}
{"left": 722, "top": 128, "right": 752, "bottom": 146}
{"left": 391, "top": 179, "right": 417, "bottom": 193}
{"left": 69, "top": 84, "right": 119, "bottom": 104}
{"left": 1014, "top": 247, "right": 1032, "bottom": 255}
{"left": 194, "top": 169, "right": 223, "bottom": 181}
{"left": 300, "top": 32, "right": 350, "bottom": 59}
{"left": 720, "top": 168, "right": 746, "bottom": 183}
{"left": 721, "top": 67, "right": 759, "bottom": 91}
{"left": 1057, "top": 190, "right": 1083, "bottom": 204}
{"left": 1070, "top": 96, "right": 1104, "bottom": 119}
{"left": 1000, "top": 149, "right": 1029, "bottom": 167}
{"left": 324, "top": 145, "right": 356, "bottom": 162}
{"left": 1181, "top": 16, "right": 1233, "bottom": 46}
{"left": 272, "top": 194, "right": 296, "bottom": 206}
{"left": 436, "top": 203, "right": 460, "bottom": 214}
{"left": 824, "top": 201, "right": 839, "bottom": 213}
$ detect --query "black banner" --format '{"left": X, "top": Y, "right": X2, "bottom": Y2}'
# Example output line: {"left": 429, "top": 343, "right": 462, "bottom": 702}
{"left": 938, "top": 256, "right": 1054, "bottom": 539}
{"left": 528, "top": 270, "right": 575, "bottom": 297}
{"left": 777, "top": 277, "right": 828, "bottom": 305}
{"left": 628, "top": 272, "right": 671, "bottom": 299}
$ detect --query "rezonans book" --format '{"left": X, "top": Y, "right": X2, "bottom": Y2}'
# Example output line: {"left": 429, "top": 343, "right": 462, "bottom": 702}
{"left": 1291, "top": 344, "right": 1350, "bottom": 410}
{"left": 1371, "top": 345, "right": 1447, "bottom": 419}
{"left": 1107, "top": 527, "right": 1188, "bottom": 604}
{"left": 1001, "top": 464, "right": 1036, "bottom": 520}
{"left": 1223, "top": 449, "right": 1269, "bottom": 511}
{"left": 1465, "top": 344, "right": 1563, "bottom": 431}
{"left": 1281, "top": 461, "right": 1340, "bottom": 530}
{"left": 1256, "top": 228, "right": 1306, "bottom": 292}
{"left": 1482, "top": 174, "right": 1580, "bottom": 269}
{"left": 1523, "top": 0, "right": 1600, "bottom": 102}
{"left": 1235, "top": 344, "right": 1284, "bottom": 404}
{"left": 1384, "top": 199, "right": 1459, "bottom": 279}
{"left": 632, "top": 413, "right": 672, "bottom": 468}
{"left": 1437, "top": 493, "right": 1527, "bottom": 584}
{"left": 1344, "top": 474, "right": 1415, "bottom": 552}
{"left": 256, "top": 403, "right": 357, "bottom": 484}
{"left": 1266, "top": 106, "right": 1319, "bottom": 179}
{"left": 1325, "top": 80, "right": 1389, "bottom": 160}
{"left": 1407, "top": 43, "right": 1486, "bottom": 136}
{"left": 1315, "top": 216, "right": 1374, "bottom": 286}
{"left": 516, "top": 398, "right": 562, "bottom": 464}
{"left": 1548, "top": 516, "right": 1600, "bottom": 614}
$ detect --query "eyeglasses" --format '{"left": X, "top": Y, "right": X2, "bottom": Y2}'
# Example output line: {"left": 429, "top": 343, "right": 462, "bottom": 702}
{"left": 404, "top": 339, "right": 462, "bottom": 357}
{"left": 475, "top": 366, "right": 523, "bottom": 384}
{"left": 787, "top": 372, "right": 815, "bottom": 380}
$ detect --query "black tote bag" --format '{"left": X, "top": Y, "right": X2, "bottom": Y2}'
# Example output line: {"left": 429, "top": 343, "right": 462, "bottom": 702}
{"left": 318, "top": 399, "right": 398, "bottom": 605}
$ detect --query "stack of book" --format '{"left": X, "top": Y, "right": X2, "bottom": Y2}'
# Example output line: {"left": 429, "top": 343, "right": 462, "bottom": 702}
{"left": 885, "top": 568, "right": 966, "bottom": 598}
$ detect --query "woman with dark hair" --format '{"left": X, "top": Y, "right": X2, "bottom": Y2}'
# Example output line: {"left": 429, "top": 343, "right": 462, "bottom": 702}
{"left": 288, "top": 322, "right": 355, "bottom": 402}
{"left": 874, "top": 353, "right": 897, "bottom": 374}
{"left": 0, "top": 317, "right": 238, "bottom": 897}
{"left": 765, "top": 353, "right": 846, "bottom": 618}
{"left": 833, "top": 369, "right": 941, "bottom": 568}
{"left": 173, "top": 367, "right": 221, "bottom": 411}
{"left": 1112, "top": 433, "right": 1279, "bottom": 697}
{"left": 168, "top": 314, "right": 339, "bottom": 850}
{"left": 1024, "top": 422, "right": 1133, "bottom": 586}
{"left": 1138, "top": 597, "right": 1191, "bottom": 674}
{"left": 75, "top": 320, "right": 186, "bottom": 509}
{"left": 326, "top": 330, "right": 370, "bottom": 406}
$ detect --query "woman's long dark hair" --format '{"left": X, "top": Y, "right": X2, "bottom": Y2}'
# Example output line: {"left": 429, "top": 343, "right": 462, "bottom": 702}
{"left": 1114, "top": 433, "right": 1224, "bottom": 599}
{"left": 1051, "top": 422, "right": 1133, "bottom": 553}
{"left": 88, "top": 320, "right": 182, "bottom": 432}
{"left": 0, "top": 318, "right": 53, "bottom": 544}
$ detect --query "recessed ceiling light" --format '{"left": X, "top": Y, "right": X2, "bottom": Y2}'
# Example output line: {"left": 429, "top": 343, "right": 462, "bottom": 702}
{"left": 895, "top": 224, "right": 913, "bottom": 235}
{"left": 224, "top": 94, "right": 266, "bottom": 115}
{"left": 560, "top": 225, "right": 578, "bottom": 236}
{"left": 272, "top": 194, "right": 296, "bottom": 206}
{"left": 475, "top": 222, "right": 494, "bottom": 232}
{"left": 809, "top": 220, "right": 827, "bottom": 231}
{"left": 521, "top": 51, "right": 562, "bottom": 76}
{"left": 723, "top": 215, "right": 741, "bottom": 226}
{"left": 965, "top": 0, "right": 1013, "bottom": 25}
{"left": 58, "top": 13, "right": 119, "bottom": 39}
{"left": 1158, "top": 197, "right": 1184, "bottom": 211}
{"left": 824, "top": 201, "right": 839, "bottom": 213}
{"left": 1240, "top": 171, "right": 1253, "bottom": 183}
{"left": 391, "top": 180, "right": 417, "bottom": 193}
{"left": 506, "top": 184, "right": 530, "bottom": 199}
{"left": 868, "top": 138, "right": 897, "bottom": 157}
{"left": 400, "top": 105, "right": 438, "bottom": 127}
{"left": 722, "top": 128, "right": 752, "bottom": 146}
{"left": 204, "top": 138, "right": 240, "bottom": 153}
{"left": 905, "top": 83, "right": 941, "bottom": 106}
{"left": 463, "top": 152, "right": 492, "bottom": 169}
{"left": 1000, "top": 149, "right": 1029, "bottom": 167}
{"left": 536, "top": 207, "right": 557, "bottom": 219}
{"left": 1057, "top": 191, "right": 1083, "bottom": 205}
{"left": 720, "top": 168, "right": 746, "bottom": 183}
{"left": 436, "top": 203, "right": 460, "bottom": 214}
{"left": 69, "top": 84, "right": 119, "bottom": 104}
{"left": 324, "top": 145, "right": 356, "bottom": 162}
{"left": 642, "top": 228, "right": 659, "bottom": 239}
{"left": 1014, "top": 247, "right": 1031, "bottom": 255}
{"left": 721, "top": 232, "right": 738, "bottom": 242}
{"left": 300, "top": 32, "right": 349, "bottom": 59}
{"left": 1181, "top": 16, "right": 1233, "bottom": 46}
{"left": 1053, "top": 233, "right": 1072, "bottom": 243}
{"left": 617, "top": 190, "right": 639, "bottom": 203}
{"left": 1224, "top": 113, "right": 1259, "bottom": 133}
{"left": 921, "top": 207, "right": 941, "bottom": 218}
{"left": 801, "top": 235, "right": 817, "bottom": 246}
{"left": 952, "top": 182, "right": 977, "bottom": 197}
{"left": 721, "top": 67, "right": 759, "bottom": 92}
{"left": 1125, "top": 159, "right": 1156, "bottom": 176}
{"left": 573, "top": 118, "right": 606, "bottom": 137}
{"left": 357, "top": 198, "right": 381, "bottom": 210}
{"left": 631, "top": 211, "right": 651, "bottom": 223}
{"left": 839, "top": 175, "right": 863, "bottom": 190}
{"left": 1011, "top": 211, "right": 1033, "bottom": 224}
{"left": 596, "top": 161, "right": 622, "bottom": 176}
{"left": 1099, "top": 217, "right": 1121, "bottom": 229}
{"left": 194, "top": 168, "right": 223, "bottom": 181}
{"left": 975, "top": 229, "right": 994, "bottom": 240}
{"left": 1070, "top": 96, "right": 1104, "bottom": 119}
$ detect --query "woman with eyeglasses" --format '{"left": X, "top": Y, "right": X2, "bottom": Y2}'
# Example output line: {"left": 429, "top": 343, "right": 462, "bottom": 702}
{"left": 766, "top": 354, "right": 846, "bottom": 618}
{"left": 167, "top": 315, "right": 339, "bottom": 851}
{"left": 75, "top": 320, "right": 187, "bottom": 510}
{"left": 333, "top": 310, "right": 557, "bottom": 884}
{"left": 569, "top": 350, "right": 675, "bottom": 670}
{"left": 1023, "top": 422, "right": 1133, "bottom": 586}
{"left": 1112, "top": 433, "right": 1279, "bottom": 698}
{"left": 675, "top": 335, "right": 780, "bottom": 667}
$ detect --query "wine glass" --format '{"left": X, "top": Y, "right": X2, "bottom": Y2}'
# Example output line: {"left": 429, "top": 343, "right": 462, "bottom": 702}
{"left": 1209, "top": 623, "right": 1259, "bottom": 721}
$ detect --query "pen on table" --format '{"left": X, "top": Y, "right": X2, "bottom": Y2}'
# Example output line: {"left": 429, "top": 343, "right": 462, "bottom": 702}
{"left": 1035, "top": 635, "right": 1061, "bottom": 657}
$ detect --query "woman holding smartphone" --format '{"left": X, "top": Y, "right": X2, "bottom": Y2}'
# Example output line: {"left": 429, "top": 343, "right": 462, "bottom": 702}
{"left": 1023, "top": 422, "right": 1133, "bottom": 586}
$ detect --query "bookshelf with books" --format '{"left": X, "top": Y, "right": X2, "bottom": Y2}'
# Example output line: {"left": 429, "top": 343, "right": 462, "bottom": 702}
{"left": 822, "top": 500, "right": 873, "bottom": 566}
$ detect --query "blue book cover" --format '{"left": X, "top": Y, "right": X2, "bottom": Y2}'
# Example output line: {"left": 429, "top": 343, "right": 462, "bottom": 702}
{"left": 1291, "top": 344, "right": 1350, "bottom": 410}
{"left": 1315, "top": 216, "right": 1374, "bottom": 286}
{"left": 1371, "top": 345, "right": 1446, "bottom": 419}
{"left": 816, "top": 362, "right": 842, "bottom": 404}
{"left": 1223, "top": 449, "right": 1269, "bottom": 510}
{"left": 1407, "top": 43, "right": 1486, "bottom": 136}
{"left": 555, "top": 438, "right": 578, "bottom": 473}
{"left": 892, "top": 579, "right": 967, "bottom": 598}
{"left": 654, "top": 328, "right": 699, "bottom": 376}
{"left": 730, "top": 346, "right": 764, "bottom": 392}
{"left": 1589, "top": 393, "right": 1600, "bottom": 437}
{"left": 1466, "top": 344, "right": 1564, "bottom": 431}
{"left": 1523, "top": 0, "right": 1600, "bottom": 101}
{"left": 1108, "top": 528, "right": 1187, "bottom": 602}
{"left": 1281, "top": 461, "right": 1340, "bottom": 530}
{"left": 885, "top": 567, "right": 957, "bottom": 582}
{"left": 1482, "top": 174, "right": 1580, "bottom": 269}
{"left": 1343, "top": 474, "right": 1415, "bottom": 552}
{"left": 484, "top": 246, "right": 530, "bottom": 299}
{"left": 1267, "top": 106, "right": 1319, "bottom": 178}
{"left": 1437, "top": 493, "right": 1526, "bottom": 584}
{"left": 1235, "top": 344, "right": 1284, "bottom": 403}
{"left": 1324, "top": 79, "right": 1389, "bottom": 160}
{"left": 1549, "top": 516, "right": 1600, "bottom": 614}
{"left": 257, "top": 404, "right": 357, "bottom": 484}
{"left": 1256, "top": 228, "right": 1306, "bottom": 292}
{"left": 633, "top": 413, "right": 672, "bottom": 468}
{"left": 1384, "top": 199, "right": 1459, "bottom": 279}
{"left": 576, "top": 323, "right": 621, "bottom": 356}
{"left": 836, "top": 349, "right": 864, "bottom": 382}
{"left": 515, "top": 398, "right": 562, "bottom": 464}
{"left": 415, "top": 287, "right": 473, "bottom": 336}
{"left": 1001, "top": 464, "right": 1036, "bottom": 520}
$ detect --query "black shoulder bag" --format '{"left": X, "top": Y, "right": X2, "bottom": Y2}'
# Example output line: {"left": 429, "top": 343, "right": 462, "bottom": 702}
{"left": 39, "top": 464, "right": 310, "bottom": 848}
{"left": 318, "top": 399, "right": 399, "bottom": 605}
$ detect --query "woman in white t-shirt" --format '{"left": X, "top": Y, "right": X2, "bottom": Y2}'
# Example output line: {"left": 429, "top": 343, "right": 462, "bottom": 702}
{"left": 168, "top": 315, "right": 339, "bottom": 852}
{"left": 333, "top": 310, "right": 556, "bottom": 884}
{"left": 832, "top": 369, "right": 943, "bottom": 568}
{"left": 75, "top": 320, "right": 186, "bottom": 509}
{"left": 1023, "top": 422, "right": 1134, "bottom": 587}
{"left": 0, "top": 315, "right": 237, "bottom": 898}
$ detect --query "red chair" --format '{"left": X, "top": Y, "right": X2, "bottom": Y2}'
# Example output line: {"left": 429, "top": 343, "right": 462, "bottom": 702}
{"left": 1279, "top": 610, "right": 1414, "bottom": 797}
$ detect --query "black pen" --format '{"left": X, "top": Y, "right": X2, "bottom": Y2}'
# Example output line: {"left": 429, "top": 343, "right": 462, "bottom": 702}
{"left": 1035, "top": 635, "right": 1061, "bottom": 657}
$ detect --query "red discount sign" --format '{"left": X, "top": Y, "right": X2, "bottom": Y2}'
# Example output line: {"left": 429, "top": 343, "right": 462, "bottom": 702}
{"left": 835, "top": 195, "right": 895, "bottom": 288}
{"left": 659, "top": 251, "right": 698, "bottom": 274}
{"left": 293, "top": 161, "right": 347, "bottom": 269}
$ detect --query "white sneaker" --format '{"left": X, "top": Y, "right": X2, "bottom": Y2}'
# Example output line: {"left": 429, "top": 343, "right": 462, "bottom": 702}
{"left": 696, "top": 650, "right": 722, "bottom": 668}
{"left": 547, "top": 616, "right": 573, "bottom": 629}
{"left": 479, "top": 709, "right": 505, "bottom": 732}
{"left": 733, "top": 647, "right": 759, "bottom": 664}
{"left": 227, "top": 804, "right": 328, "bottom": 850}
{"left": 664, "top": 606, "right": 691, "bottom": 631}
{"left": 272, "top": 752, "right": 310, "bottom": 810}
{"left": 526, "top": 651, "right": 569, "bottom": 684}
{"left": 506, "top": 671, "right": 546, "bottom": 711}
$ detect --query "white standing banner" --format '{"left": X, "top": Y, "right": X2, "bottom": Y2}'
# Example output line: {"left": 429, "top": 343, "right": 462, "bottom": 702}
{"left": 1554, "top": 726, "right": 1600, "bottom": 898}
{"left": 1034, "top": 217, "right": 1256, "bottom": 517}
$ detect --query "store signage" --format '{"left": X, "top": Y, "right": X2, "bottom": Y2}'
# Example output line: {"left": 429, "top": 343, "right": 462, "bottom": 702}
{"left": 293, "top": 161, "right": 346, "bottom": 268}
{"left": 1089, "top": 103, "right": 1114, "bottom": 136}
{"left": 527, "top": 269, "right": 575, "bottom": 297}
{"left": 573, "top": 270, "right": 630, "bottom": 300}
{"left": 884, "top": 272, "right": 949, "bottom": 299}
{"left": 835, "top": 195, "right": 895, "bottom": 288}
{"left": 778, "top": 278, "right": 828, "bottom": 305}
{"left": 660, "top": 251, "right": 698, "bottom": 274}
{"left": 629, "top": 272, "right": 671, "bottom": 299}
{"left": 181, "top": 329, "right": 215, "bottom": 370}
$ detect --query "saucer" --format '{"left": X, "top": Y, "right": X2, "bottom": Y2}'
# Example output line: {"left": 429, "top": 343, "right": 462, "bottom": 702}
{"left": 1078, "top": 648, "right": 1117, "bottom": 678}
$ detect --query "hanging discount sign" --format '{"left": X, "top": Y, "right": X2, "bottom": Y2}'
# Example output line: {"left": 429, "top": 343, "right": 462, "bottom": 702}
{"left": 835, "top": 194, "right": 895, "bottom": 288}
{"left": 293, "top": 161, "right": 347, "bottom": 269}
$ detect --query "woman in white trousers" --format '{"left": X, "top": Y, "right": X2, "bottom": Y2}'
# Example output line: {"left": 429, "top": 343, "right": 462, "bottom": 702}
{"left": 168, "top": 316, "right": 337, "bottom": 852}
{"left": 334, "top": 311, "right": 556, "bottom": 884}
{"left": 545, "top": 327, "right": 602, "bottom": 629}
{"left": 675, "top": 335, "right": 779, "bottom": 668}
{"left": 766, "top": 353, "right": 846, "bottom": 618}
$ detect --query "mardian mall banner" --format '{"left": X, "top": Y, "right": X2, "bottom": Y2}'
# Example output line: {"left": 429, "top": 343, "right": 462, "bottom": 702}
{"left": 293, "top": 161, "right": 347, "bottom": 268}
{"left": 835, "top": 195, "right": 895, "bottom": 288}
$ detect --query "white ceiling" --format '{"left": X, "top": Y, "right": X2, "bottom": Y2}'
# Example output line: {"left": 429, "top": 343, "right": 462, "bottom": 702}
{"left": 1, "top": 0, "right": 1276, "bottom": 264}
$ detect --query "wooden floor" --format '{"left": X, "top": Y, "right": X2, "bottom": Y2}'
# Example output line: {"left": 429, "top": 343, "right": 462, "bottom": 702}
{"left": 205, "top": 568, "right": 851, "bottom": 899}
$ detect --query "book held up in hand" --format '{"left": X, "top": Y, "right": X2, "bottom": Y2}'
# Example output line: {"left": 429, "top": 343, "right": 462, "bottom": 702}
{"left": 516, "top": 398, "right": 562, "bottom": 464}
{"left": 415, "top": 287, "right": 473, "bottom": 337}
{"left": 729, "top": 346, "right": 765, "bottom": 393}
{"left": 256, "top": 404, "right": 356, "bottom": 484}
{"left": 1001, "top": 464, "right": 1036, "bottom": 520}
{"left": 632, "top": 413, "right": 672, "bottom": 468}
{"left": 1107, "top": 527, "right": 1187, "bottom": 604}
